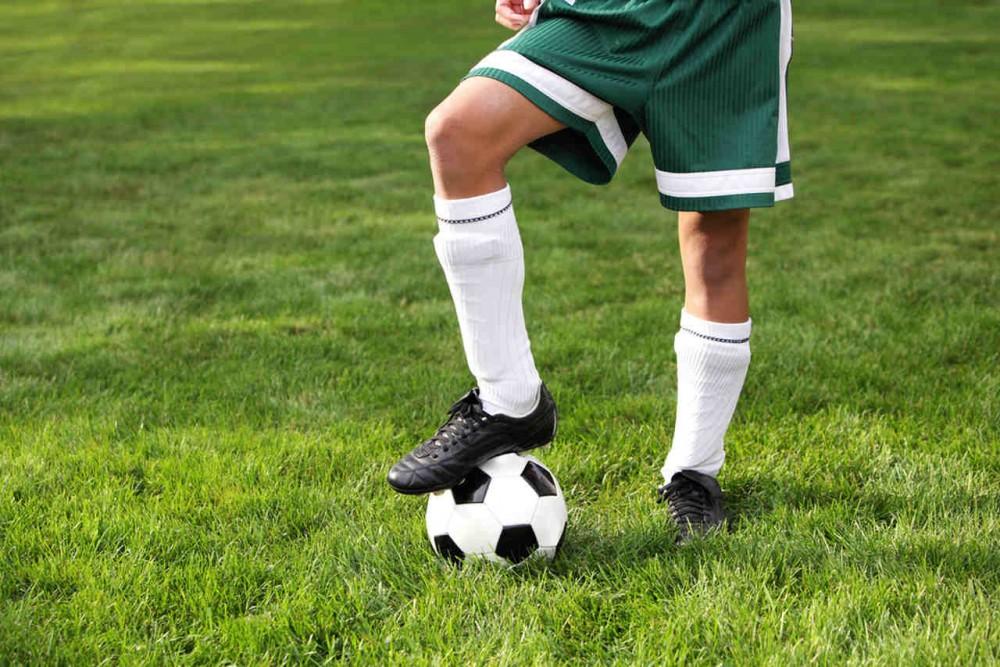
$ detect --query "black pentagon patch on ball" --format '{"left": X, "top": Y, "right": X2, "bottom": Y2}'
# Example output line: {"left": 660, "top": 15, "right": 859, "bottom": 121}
{"left": 495, "top": 524, "right": 538, "bottom": 564}
{"left": 433, "top": 534, "right": 464, "bottom": 564}
{"left": 451, "top": 467, "right": 491, "bottom": 504}
{"left": 520, "top": 461, "right": 557, "bottom": 497}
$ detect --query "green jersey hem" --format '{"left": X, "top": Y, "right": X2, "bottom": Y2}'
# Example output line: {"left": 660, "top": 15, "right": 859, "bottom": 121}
{"left": 659, "top": 192, "right": 776, "bottom": 212}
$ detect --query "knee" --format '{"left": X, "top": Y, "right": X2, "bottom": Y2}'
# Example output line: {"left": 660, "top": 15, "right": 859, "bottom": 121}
{"left": 425, "top": 103, "right": 501, "bottom": 171}
{"left": 424, "top": 105, "right": 449, "bottom": 151}
{"left": 425, "top": 105, "right": 470, "bottom": 161}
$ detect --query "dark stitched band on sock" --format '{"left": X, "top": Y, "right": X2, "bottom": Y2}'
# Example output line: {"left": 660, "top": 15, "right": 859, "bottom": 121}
{"left": 437, "top": 200, "right": 513, "bottom": 224}
{"left": 681, "top": 327, "right": 750, "bottom": 344}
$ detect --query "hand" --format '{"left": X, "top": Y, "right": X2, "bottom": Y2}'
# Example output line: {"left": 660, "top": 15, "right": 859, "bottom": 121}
{"left": 495, "top": 0, "right": 538, "bottom": 31}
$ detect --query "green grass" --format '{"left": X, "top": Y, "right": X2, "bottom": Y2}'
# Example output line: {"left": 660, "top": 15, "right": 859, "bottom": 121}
{"left": 1, "top": 0, "right": 998, "bottom": 663}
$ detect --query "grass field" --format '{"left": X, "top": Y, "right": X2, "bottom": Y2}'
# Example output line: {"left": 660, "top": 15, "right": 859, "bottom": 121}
{"left": 2, "top": 0, "right": 999, "bottom": 663}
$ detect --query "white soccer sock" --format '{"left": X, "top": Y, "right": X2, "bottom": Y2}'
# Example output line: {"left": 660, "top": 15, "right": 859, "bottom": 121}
{"left": 662, "top": 309, "right": 752, "bottom": 482}
{"left": 432, "top": 184, "right": 542, "bottom": 417}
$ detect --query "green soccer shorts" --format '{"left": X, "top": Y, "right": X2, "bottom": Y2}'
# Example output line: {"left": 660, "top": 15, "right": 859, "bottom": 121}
{"left": 467, "top": 0, "right": 794, "bottom": 211}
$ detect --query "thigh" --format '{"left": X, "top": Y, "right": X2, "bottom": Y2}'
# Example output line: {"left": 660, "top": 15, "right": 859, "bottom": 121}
{"left": 469, "top": 3, "right": 650, "bottom": 185}
{"left": 431, "top": 76, "right": 567, "bottom": 163}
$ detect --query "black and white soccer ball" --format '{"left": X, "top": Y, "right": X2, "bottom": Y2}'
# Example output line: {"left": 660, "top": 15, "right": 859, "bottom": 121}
{"left": 426, "top": 453, "right": 567, "bottom": 566}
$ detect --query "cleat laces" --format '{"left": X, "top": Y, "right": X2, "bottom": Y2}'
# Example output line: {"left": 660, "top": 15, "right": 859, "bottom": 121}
{"left": 415, "top": 390, "right": 492, "bottom": 459}
{"left": 657, "top": 475, "right": 711, "bottom": 529}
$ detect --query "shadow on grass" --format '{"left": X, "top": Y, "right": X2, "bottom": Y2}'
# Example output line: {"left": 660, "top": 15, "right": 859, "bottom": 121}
{"left": 724, "top": 471, "right": 1000, "bottom": 527}
{"left": 488, "top": 473, "right": 1000, "bottom": 588}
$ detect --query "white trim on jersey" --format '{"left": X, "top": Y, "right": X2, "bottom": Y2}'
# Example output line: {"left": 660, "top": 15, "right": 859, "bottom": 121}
{"left": 777, "top": 0, "right": 793, "bottom": 168}
{"left": 654, "top": 167, "right": 777, "bottom": 199}
{"left": 775, "top": 183, "right": 795, "bottom": 201}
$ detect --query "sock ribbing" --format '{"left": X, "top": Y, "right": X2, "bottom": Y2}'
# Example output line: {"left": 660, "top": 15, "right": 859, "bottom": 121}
{"left": 662, "top": 310, "right": 751, "bottom": 482}
{"left": 434, "top": 187, "right": 513, "bottom": 224}
{"left": 432, "top": 185, "right": 542, "bottom": 417}
{"left": 679, "top": 309, "right": 752, "bottom": 343}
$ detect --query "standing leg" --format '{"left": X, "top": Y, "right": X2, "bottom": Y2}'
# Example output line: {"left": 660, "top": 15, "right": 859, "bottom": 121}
{"left": 663, "top": 208, "right": 752, "bottom": 480}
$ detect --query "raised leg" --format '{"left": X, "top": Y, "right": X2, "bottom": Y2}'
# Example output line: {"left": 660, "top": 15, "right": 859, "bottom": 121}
{"left": 386, "top": 78, "right": 564, "bottom": 494}
{"left": 426, "top": 77, "right": 564, "bottom": 416}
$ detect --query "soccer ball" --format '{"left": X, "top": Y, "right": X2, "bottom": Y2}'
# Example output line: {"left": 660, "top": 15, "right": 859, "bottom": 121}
{"left": 425, "top": 453, "right": 567, "bottom": 566}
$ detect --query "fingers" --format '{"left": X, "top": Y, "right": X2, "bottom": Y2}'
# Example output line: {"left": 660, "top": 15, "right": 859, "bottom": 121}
{"left": 495, "top": 12, "right": 527, "bottom": 30}
{"left": 495, "top": 0, "right": 532, "bottom": 30}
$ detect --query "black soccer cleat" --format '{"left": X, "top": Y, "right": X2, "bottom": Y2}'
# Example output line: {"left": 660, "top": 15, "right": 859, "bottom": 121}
{"left": 657, "top": 470, "right": 728, "bottom": 544}
{"left": 387, "top": 384, "right": 558, "bottom": 495}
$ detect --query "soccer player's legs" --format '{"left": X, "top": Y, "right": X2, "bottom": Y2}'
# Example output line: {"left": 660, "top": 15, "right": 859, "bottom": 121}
{"left": 387, "top": 77, "right": 562, "bottom": 495}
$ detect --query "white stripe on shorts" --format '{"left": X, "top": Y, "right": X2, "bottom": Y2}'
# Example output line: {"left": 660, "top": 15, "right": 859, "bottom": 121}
{"left": 775, "top": 183, "right": 795, "bottom": 201}
{"left": 472, "top": 50, "right": 628, "bottom": 166}
{"left": 777, "top": 0, "right": 793, "bottom": 167}
{"left": 655, "top": 167, "right": 777, "bottom": 199}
